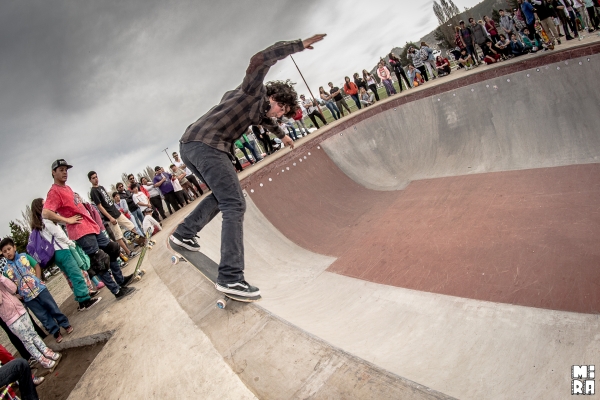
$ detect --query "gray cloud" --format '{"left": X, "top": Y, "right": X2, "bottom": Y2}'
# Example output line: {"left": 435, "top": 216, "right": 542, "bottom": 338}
{"left": 0, "top": 0, "right": 475, "bottom": 235}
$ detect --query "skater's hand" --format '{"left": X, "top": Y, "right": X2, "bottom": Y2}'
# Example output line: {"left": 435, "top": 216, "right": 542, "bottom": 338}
{"left": 302, "top": 34, "right": 326, "bottom": 50}
{"left": 65, "top": 215, "right": 82, "bottom": 225}
{"left": 282, "top": 135, "right": 294, "bottom": 149}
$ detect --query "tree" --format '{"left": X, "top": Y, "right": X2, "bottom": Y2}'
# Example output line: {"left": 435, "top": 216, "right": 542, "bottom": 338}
{"left": 144, "top": 166, "right": 155, "bottom": 180}
{"left": 121, "top": 173, "right": 130, "bottom": 186}
{"left": 432, "top": 0, "right": 462, "bottom": 50}
{"left": 492, "top": 9, "right": 501, "bottom": 23}
{"left": 20, "top": 205, "right": 32, "bottom": 231}
{"left": 8, "top": 221, "right": 30, "bottom": 253}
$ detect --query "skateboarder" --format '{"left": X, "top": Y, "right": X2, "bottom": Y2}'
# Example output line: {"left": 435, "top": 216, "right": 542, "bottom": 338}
{"left": 170, "top": 34, "right": 326, "bottom": 297}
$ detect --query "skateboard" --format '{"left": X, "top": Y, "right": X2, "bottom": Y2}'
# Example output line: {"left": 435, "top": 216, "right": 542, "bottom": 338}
{"left": 168, "top": 239, "right": 261, "bottom": 309}
{"left": 130, "top": 230, "right": 152, "bottom": 282}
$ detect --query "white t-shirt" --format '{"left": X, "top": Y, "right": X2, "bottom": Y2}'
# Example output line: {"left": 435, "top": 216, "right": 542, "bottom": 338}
{"left": 41, "top": 219, "right": 74, "bottom": 250}
{"left": 143, "top": 215, "right": 162, "bottom": 236}
{"left": 174, "top": 160, "right": 193, "bottom": 176}
{"left": 132, "top": 192, "right": 150, "bottom": 211}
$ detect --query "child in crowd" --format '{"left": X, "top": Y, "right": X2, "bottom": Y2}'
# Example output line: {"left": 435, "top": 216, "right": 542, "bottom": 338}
{"left": 112, "top": 192, "right": 143, "bottom": 235}
{"left": 29, "top": 198, "right": 101, "bottom": 312}
{"left": 1, "top": 238, "right": 73, "bottom": 343}
{"left": 521, "top": 27, "right": 540, "bottom": 52}
{"left": 359, "top": 87, "right": 374, "bottom": 107}
{"left": 510, "top": 33, "right": 530, "bottom": 57}
{"left": 142, "top": 209, "right": 162, "bottom": 237}
{"left": 482, "top": 40, "right": 502, "bottom": 64}
{"left": 435, "top": 55, "right": 451, "bottom": 76}
{"left": 0, "top": 248, "right": 61, "bottom": 370}
{"left": 407, "top": 65, "right": 425, "bottom": 86}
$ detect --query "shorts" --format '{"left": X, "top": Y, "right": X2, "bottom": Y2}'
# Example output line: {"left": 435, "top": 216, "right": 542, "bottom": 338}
{"left": 108, "top": 214, "right": 135, "bottom": 241}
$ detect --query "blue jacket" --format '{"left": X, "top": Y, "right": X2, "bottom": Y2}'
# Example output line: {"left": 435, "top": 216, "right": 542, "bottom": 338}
{"left": 521, "top": 1, "right": 535, "bottom": 24}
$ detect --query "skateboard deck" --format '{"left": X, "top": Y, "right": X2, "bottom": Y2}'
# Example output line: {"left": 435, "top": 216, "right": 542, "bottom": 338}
{"left": 130, "top": 230, "right": 151, "bottom": 282}
{"left": 168, "top": 239, "right": 261, "bottom": 308}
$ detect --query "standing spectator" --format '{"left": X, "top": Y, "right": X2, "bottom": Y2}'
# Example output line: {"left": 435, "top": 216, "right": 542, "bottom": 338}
{"left": 116, "top": 182, "right": 144, "bottom": 229}
{"left": 88, "top": 171, "right": 140, "bottom": 256}
{"left": 300, "top": 94, "right": 327, "bottom": 128}
{"left": 235, "top": 133, "right": 262, "bottom": 163}
{"left": 172, "top": 152, "right": 204, "bottom": 197}
{"left": 141, "top": 176, "right": 166, "bottom": 220}
{"left": 519, "top": 0, "right": 537, "bottom": 34}
{"left": 130, "top": 184, "right": 151, "bottom": 213}
{"left": 499, "top": 9, "right": 517, "bottom": 40}
{"left": 459, "top": 20, "right": 478, "bottom": 65}
{"left": 535, "top": 0, "right": 562, "bottom": 44}
{"left": 484, "top": 15, "right": 501, "bottom": 42}
{"left": 318, "top": 86, "right": 341, "bottom": 120}
{"left": 343, "top": 77, "right": 361, "bottom": 110}
{"left": 454, "top": 26, "right": 467, "bottom": 52}
{"left": 328, "top": 82, "right": 351, "bottom": 116}
{"left": 420, "top": 42, "right": 437, "bottom": 80}
{"left": 30, "top": 198, "right": 101, "bottom": 312}
{"left": 376, "top": 60, "right": 397, "bottom": 95}
{"left": 388, "top": 53, "right": 411, "bottom": 91}
{"left": 1, "top": 238, "right": 72, "bottom": 344}
{"left": 152, "top": 167, "right": 181, "bottom": 214}
{"left": 435, "top": 55, "right": 451, "bottom": 76}
{"left": 292, "top": 107, "right": 310, "bottom": 135}
{"left": 572, "top": 0, "right": 592, "bottom": 30}
{"left": 470, "top": 18, "right": 490, "bottom": 60}
{"left": 252, "top": 125, "right": 274, "bottom": 155}
{"left": 513, "top": 6, "right": 528, "bottom": 33}
{"left": 558, "top": 0, "right": 580, "bottom": 39}
{"left": 112, "top": 192, "right": 144, "bottom": 235}
{"left": 584, "top": 0, "right": 599, "bottom": 31}
{"left": 169, "top": 172, "right": 188, "bottom": 208}
{"left": 353, "top": 73, "right": 367, "bottom": 92}
{"left": 408, "top": 48, "right": 428, "bottom": 82}
{"left": 170, "top": 164, "right": 196, "bottom": 203}
{"left": 362, "top": 70, "right": 380, "bottom": 101}
{"left": 359, "top": 87, "right": 374, "bottom": 107}
{"left": 43, "top": 161, "right": 135, "bottom": 300}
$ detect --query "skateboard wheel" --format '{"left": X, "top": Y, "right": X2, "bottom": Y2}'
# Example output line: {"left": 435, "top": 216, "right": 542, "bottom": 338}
{"left": 216, "top": 298, "right": 228, "bottom": 309}
{"left": 171, "top": 255, "right": 179, "bottom": 265}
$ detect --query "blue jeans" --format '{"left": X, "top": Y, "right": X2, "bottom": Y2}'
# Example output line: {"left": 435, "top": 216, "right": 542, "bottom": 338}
{"left": 243, "top": 142, "right": 261, "bottom": 161}
{"left": 131, "top": 208, "right": 144, "bottom": 229}
{"left": 0, "top": 359, "right": 38, "bottom": 400}
{"left": 176, "top": 141, "right": 245, "bottom": 284}
{"left": 325, "top": 101, "right": 340, "bottom": 119}
{"left": 25, "top": 288, "right": 69, "bottom": 335}
{"left": 350, "top": 94, "right": 362, "bottom": 109}
{"left": 76, "top": 233, "right": 123, "bottom": 294}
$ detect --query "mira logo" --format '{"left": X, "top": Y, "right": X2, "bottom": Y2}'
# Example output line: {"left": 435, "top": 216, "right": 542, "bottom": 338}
{"left": 572, "top": 365, "right": 595, "bottom": 395}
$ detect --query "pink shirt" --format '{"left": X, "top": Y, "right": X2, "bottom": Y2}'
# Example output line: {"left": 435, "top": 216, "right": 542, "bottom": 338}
{"left": 377, "top": 66, "right": 391, "bottom": 80}
{"left": 0, "top": 276, "right": 26, "bottom": 326}
{"left": 44, "top": 184, "right": 100, "bottom": 240}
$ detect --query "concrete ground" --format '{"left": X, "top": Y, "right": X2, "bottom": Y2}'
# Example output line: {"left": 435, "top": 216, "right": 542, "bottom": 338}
{"left": 2, "top": 35, "right": 599, "bottom": 399}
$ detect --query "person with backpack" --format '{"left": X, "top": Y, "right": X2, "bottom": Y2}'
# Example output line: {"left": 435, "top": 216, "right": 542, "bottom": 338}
{"left": 0, "top": 237, "right": 72, "bottom": 344}
{"left": 29, "top": 199, "right": 101, "bottom": 312}
{"left": 420, "top": 42, "right": 438, "bottom": 80}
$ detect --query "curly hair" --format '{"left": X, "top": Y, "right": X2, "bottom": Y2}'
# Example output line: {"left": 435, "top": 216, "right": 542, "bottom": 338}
{"left": 265, "top": 79, "right": 299, "bottom": 118}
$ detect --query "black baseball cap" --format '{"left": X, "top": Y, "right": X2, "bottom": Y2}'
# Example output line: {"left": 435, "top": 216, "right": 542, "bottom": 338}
{"left": 51, "top": 159, "right": 73, "bottom": 171}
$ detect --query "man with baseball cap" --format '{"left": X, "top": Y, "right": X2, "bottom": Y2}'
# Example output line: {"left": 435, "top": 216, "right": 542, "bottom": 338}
{"left": 42, "top": 160, "right": 136, "bottom": 300}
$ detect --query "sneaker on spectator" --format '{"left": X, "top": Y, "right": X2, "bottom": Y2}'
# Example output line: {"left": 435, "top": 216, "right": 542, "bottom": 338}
{"left": 33, "top": 376, "right": 45, "bottom": 386}
{"left": 39, "top": 357, "right": 55, "bottom": 370}
{"left": 96, "top": 281, "right": 105, "bottom": 289}
{"left": 43, "top": 349, "right": 61, "bottom": 362}
{"left": 78, "top": 297, "right": 102, "bottom": 311}
{"left": 121, "top": 274, "right": 134, "bottom": 286}
{"left": 90, "top": 290, "right": 100, "bottom": 298}
{"left": 53, "top": 332, "right": 63, "bottom": 343}
{"left": 115, "top": 286, "right": 136, "bottom": 299}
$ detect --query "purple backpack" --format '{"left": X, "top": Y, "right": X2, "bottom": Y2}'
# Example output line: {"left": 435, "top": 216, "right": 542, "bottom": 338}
{"left": 27, "top": 230, "right": 56, "bottom": 268}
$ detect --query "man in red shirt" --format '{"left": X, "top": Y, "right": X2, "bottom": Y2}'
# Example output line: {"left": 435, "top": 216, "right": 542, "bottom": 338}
{"left": 42, "top": 159, "right": 135, "bottom": 300}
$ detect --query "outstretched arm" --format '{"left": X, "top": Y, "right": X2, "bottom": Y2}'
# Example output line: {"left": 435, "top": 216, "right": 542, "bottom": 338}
{"left": 242, "top": 34, "right": 326, "bottom": 95}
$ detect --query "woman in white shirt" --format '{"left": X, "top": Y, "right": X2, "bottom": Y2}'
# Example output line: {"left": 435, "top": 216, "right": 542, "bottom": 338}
{"left": 30, "top": 198, "right": 101, "bottom": 311}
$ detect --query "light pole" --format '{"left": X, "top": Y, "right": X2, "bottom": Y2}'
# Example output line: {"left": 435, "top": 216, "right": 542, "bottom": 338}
{"left": 290, "top": 55, "right": 324, "bottom": 115}
{"left": 162, "top": 148, "right": 173, "bottom": 165}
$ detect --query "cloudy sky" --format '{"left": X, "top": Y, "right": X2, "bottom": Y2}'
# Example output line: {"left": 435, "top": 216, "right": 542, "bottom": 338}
{"left": 0, "top": 0, "right": 477, "bottom": 236}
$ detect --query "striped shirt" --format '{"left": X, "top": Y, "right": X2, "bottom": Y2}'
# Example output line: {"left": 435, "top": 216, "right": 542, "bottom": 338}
{"left": 180, "top": 40, "right": 305, "bottom": 153}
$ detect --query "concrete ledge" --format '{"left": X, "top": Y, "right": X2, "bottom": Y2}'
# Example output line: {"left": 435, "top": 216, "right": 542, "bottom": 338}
{"left": 154, "top": 244, "right": 454, "bottom": 399}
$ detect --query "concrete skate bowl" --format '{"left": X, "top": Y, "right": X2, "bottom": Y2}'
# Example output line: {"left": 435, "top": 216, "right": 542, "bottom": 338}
{"left": 156, "top": 42, "right": 600, "bottom": 400}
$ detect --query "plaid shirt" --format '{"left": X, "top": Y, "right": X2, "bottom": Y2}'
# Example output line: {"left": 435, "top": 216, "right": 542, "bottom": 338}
{"left": 181, "top": 40, "right": 305, "bottom": 153}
